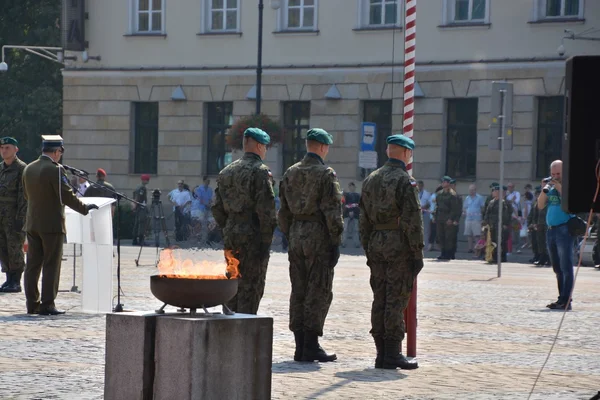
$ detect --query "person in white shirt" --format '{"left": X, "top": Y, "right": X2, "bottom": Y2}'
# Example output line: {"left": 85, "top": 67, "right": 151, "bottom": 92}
{"left": 169, "top": 180, "right": 193, "bottom": 241}
{"left": 462, "top": 184, "right": 485, "bottom": 253}
{"left": 76, "top": 176, "right": 90, "bottom": 198}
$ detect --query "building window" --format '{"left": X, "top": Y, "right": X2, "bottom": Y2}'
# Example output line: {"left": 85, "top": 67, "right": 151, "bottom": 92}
{"left": 132, "top": 102, "right": 159, "bottom": 174}
{"left": 444, "top": 0, "right": 489, "bottom": 23}
{"left": 362, "top": 101, "right": 392, "bottom": 178}
{"left": 206, "top": 102, "right": 234, "bottom": 175}
{"left": 446, "top": 99, "right": 478, "bottom": 179}
{"left": 536, "top": 97, "right": 564, "bottom": 178}
{"left": 282, "top": 0, "right": 317, "bottom": 30}
{"left": 206, "top": 0, "right": 240, "bottom": 32}
{"left": 535, "top": 0, "right": 582, "bottom": 19}
{"left": 359, "top": 0, "right": 400, "bottom": 27}
{"left": 133, "top": 0, "right": 165, "bottom": 33}
{"left": 283, "top": 102, "right": 310, "bottom": 171}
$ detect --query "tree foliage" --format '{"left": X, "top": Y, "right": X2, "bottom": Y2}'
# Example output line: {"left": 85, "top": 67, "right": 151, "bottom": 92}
{"left": 0, "top": 0, "right": 63, "bottom": 163}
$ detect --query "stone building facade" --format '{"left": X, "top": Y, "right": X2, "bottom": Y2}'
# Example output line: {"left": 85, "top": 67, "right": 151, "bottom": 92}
{"left": 60, "top": 0, "right": 600, "bottom": 195}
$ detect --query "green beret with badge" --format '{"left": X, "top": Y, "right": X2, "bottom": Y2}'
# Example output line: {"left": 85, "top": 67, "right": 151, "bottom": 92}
{"left": 0, "top": 137, "right": 18, "bottom": 146}
{"left": 243, "top": 127, "right": 271, "bottom": 145}
{"left": 450, "top": 179, "right": 456, "bottom": 184}
{"left": 306, "top": 128, "right": 333, "bottom": 145}
{"left": 386, "top": 134, "right": 415, "bottom": 150}
{"left": 489, "top": 182, "right": 499, "bottom": 188}
{"left": 441, "top": 175, "right": 452, "bottom": 183}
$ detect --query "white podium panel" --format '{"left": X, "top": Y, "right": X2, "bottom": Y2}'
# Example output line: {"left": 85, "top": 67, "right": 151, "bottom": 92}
{"left": 65, "top": 197, "right": 116, "bottom": 313}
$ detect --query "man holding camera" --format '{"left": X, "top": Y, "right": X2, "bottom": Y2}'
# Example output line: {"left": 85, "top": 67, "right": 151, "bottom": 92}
{"left": 537, "top": 160, "right": 573, "bottom": 311}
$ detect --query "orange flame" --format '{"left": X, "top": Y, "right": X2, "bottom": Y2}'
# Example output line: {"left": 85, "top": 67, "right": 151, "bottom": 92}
{"left": 157, "top": 249, "right": 240, "bottom": 280}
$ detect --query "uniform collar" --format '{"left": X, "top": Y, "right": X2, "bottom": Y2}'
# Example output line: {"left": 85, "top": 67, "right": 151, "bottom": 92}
{"left": 243, "top": 152, "right": 262, "bottom": 161}
{"left": 385, "top": 158, "right": 406, "bottom": 170}
{"left": 305, "top": 152, "right": 324, "bottom": 165}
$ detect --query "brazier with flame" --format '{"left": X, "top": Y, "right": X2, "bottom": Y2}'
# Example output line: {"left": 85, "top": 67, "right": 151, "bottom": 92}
{"left": 151, "top": 248, "right": 240, "bottom": 315}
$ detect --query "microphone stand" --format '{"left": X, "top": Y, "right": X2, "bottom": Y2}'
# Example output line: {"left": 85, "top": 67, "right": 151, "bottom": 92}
{"left": 63, "top": 164, "right": 144, "bottom": 313}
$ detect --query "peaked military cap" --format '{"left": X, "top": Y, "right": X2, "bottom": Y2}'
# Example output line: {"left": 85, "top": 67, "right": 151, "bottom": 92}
{"left": 0, "top": 137, "right": 18, "bottom": 146}
{"left": 42, "top": 135, "right": 64, "bottom": 148}
{"left": 244, "top": 127, "right": 271, "bottom": 145}
{"left": 306, "top": 128, "right": 333, "bottom": 145}
{"left": 441, "top": 176, "right": 452, "bottom": 182}
{"left": 386, "top": 134, "right": 415, "bottom": 150}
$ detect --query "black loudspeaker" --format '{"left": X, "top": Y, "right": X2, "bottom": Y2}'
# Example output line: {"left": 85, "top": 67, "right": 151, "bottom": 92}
{"left": 562, "top": 55, "right": 600, "bottom": 214}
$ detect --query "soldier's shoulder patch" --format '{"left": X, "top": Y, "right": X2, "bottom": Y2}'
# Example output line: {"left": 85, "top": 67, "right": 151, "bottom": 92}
{"left": 267, "top": 170, "right": 273, "bottom": 178}
{"left": 61, "top": 175, "right": 70, "bottom": 185}
{"left": 409, "top": 179, "right": 417, "bottom": 187}
{"left": 326, "top": 167, "right": 337, "bottom": 177}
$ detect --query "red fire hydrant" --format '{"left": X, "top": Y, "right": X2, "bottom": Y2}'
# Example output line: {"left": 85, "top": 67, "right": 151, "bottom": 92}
{"left": 403, "top": 279, "right": 417, "bottom": 357}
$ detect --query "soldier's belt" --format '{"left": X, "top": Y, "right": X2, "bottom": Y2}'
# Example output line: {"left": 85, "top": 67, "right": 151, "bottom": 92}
{"left": 373, "top": 222, "right": 400, "bottom": 231}
{"left": 0, "top": 196, "right": 17, "bottom": 203}
{"left": 293, "top": 214, "right": 320, "bottom": 222}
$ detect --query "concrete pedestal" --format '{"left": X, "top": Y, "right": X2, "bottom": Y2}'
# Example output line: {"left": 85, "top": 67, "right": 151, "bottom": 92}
{"left": 153, "top": 314, "right": 273, "bottom": 400}
{"left": 104, "top": 312, "right": 273, "bottom": 400}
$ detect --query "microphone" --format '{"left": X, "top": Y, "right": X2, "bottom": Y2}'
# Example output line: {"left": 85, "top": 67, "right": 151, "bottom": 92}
{"left": 62, "top": 164, "right": 90, "bottom": 176}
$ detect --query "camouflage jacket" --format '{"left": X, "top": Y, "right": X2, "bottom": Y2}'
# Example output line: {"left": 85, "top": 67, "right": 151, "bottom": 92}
{"left": 278, "top": 153, "right": 343, "bottom": 245}
{"left": 133, "top": 184, "right": 148, "bottom": 205}
{"left": 0, "top": 156, "right": 27, "bottom": 221}
{"left": 434, "top": 189, "right": 461, "bottom": 222}
{"left": 484, "top": 198, "right": 512, "bottom": 227}
{"left": 528, "top": 200, "right": 539, "bottom": 226}
{"left": 212, "top": 152, "right": 276, "bottom": 243}
{"left": 359, "top": 158, "right": 424, "bottom": 257}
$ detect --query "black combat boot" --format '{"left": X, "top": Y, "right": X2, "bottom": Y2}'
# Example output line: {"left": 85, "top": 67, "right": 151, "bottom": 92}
{"left": 301, "top": 332, "right": 337, "bottom": 362}
{"left": 0, "top": 272, "right": 11, "bottom": 292}
{"left": 293, "top": 331, "right": 304, "bottom": 361}
{"left": 3, "top": 271, "right": 22, "bottom": 293}
{"left": 383, "top": 340, "right": 418, "bottom": 370}
{"left": 374, "top": 337, "right": 384, "bottom": 368}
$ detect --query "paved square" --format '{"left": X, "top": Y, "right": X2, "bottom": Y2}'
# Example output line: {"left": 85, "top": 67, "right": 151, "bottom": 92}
{"left": 0, "top": 247, "right": 599, "bottom": 400}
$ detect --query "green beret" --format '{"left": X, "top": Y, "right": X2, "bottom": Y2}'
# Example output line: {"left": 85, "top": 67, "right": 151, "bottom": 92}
{"left": 306, "top": 128, "right": 333, "bottom": 145}
{"left": 42, "top": 134, "right": 64, "bottom": 148}
{"left": 534, "top": 185, "right": 542, "bottom": 192}
{"left": 243, "top": 127, "right": 270, "bottom": 145}
{"left": 441, "top": 176, "right": 452, "bottom": 182}
{"left": 492, "top": 184, "right": 508, "bottom": 191}
{"left": 489, "top": 182, "right": 499, "bottom": 188}
{"left": 0, "top": 137, "right": 18, "bottom": 146}
{"left": 450, "top": 179, "right": 456, "bottom": 184}
{"left": 386, "top": 134, "right": 415, "bottom": 150}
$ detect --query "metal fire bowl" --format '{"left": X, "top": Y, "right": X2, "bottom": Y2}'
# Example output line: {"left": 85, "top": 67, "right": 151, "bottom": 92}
{"left": 150, "top": 275, "right": 239, "bottom": 309}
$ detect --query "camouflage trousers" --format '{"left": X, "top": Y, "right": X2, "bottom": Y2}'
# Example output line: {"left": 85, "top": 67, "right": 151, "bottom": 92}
{"left": 437, "top": 221, "right": 458, "bottom": 252}
{"left": 224, "top": 234, "right": 269, "bottom": 315}
{"left": 288, "top": 222, "right": 334, "bottom": 336}
{"left": 0, "top": 213, "right": 26, "bottom": 273}
{"left": 132, "top": 208, "right": 149, "bottom": 238}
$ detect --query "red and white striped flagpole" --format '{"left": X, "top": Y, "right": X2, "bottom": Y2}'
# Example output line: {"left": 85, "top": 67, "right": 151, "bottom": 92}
{"left": 403, "top": 0, "right": 417, "bottom": 176}
{"left": 402, "top": 0, "right": 418, "bottom": 359}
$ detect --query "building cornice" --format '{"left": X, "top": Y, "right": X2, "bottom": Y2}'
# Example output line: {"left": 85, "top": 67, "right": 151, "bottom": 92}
{"left": 62, "top": 57, "right": 567, "bottom": 76}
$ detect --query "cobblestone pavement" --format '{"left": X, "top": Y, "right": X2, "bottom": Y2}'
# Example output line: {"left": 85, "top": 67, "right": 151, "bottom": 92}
{"left": 0, "top": 246, "right": 599, "bottom": 400}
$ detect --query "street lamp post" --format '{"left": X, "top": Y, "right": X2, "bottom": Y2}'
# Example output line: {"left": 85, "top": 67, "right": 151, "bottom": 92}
{"left": 256, "top": 0, "right": 264, "bottom": 115}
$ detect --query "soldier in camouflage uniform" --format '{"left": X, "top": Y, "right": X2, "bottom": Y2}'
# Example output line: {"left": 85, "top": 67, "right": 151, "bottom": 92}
{"left": 484, "top": 182, "right": 498, "bottom": 212}
{"left": 434, "top": 176, "right": 461, "bottom": 260}
{"left": 483, "top": 184, "right": 512, "bottom": 263}
{"left": 132, "top": 174, "right": 150, "bottom": 246}
{"left": 0, "top": 137, "right": 27, "bottom": 293}
{"left": 534, "top": 186, "right": 549, "bottom": 266}
{"left": 212, "top": 127, "right": 276, "bottom": 315}
{"left": 359, "top": 134, "right": 422, "bottom": 370}
{"left": 278, "top": 128, "right": 343, "bottom": 363}
{"left": 449, "top": 179, "right": 462, "bottom": 258}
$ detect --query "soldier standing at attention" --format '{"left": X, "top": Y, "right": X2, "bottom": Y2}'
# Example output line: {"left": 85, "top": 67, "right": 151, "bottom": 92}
{"left": 278, "top": 128, "right": 343, "bottom": 363}
{"left": 434, "top": 176, "right": 461, "bottom": 260}
{"left": 483, "top": 184, "right": 511, "bottom": 263}
{"left": 359, "top": 134, "right": 422, "bottom": 370}
{"left": 449, "top": 179, "right": 462, "bottom": 258}
{"left": 23, "top": 135, "right": 98, "bottom": 315}
{"left": 132, "top": 174, "right": 150, "bottom": 246}
{"left": 0, "top": 137, "right": 27, "bottom": 293}
{"left": 212, "top": 127, "right": 276, "bottom": 315}
{"left": 484, "top": 182, "right": 498, "bottom": 211}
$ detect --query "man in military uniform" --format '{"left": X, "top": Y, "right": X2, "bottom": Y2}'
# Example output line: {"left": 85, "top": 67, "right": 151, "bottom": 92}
{"left": 434, "top": 176, "right": 461, "bottom": 260}
{"left": 359, "top": 134, "right": 422, "bottom": 370}
{"left": 483, "top": 184, "right": 511, "bottom": 263}
{"left": 132, "top": 174, "right": 150, "bottom": 246}
{"left": 0, "top": 137, "right": 27, "bottom": 293}
{"left": 484, "top": 182, "right": 498, "bottom": 211}
{"left": 212, "top": 128, "right": 276, "bottom": 315}
{"left": 23, "top": 135, "right": 98, "bottom": 315}
{"left": 534, "top": 186, "right": 549, "bottom": 266}
{"left": 278, "top": 128, "right": 343, "bottom": 363}
{"left": 84, "top": 168, "right": 117, "bottom": 204}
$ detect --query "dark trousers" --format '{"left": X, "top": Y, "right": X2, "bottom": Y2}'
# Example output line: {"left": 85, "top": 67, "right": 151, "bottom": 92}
{"left": 428, "top": 222, "right": 437, "bottom": 247}
{"left": 174, "top": 209, "right": 190, "bottom": 241}
{"left": 24, "top": 231, "right": 65, "bottom": 311}
{"left": 546, "top": 224, "right": 574, "bottom": 304}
